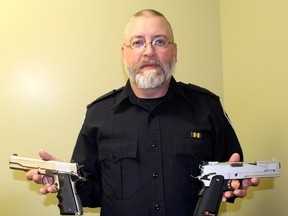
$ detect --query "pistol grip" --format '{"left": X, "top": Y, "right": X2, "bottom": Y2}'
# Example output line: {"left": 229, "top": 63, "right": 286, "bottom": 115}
{"left": 193, "top": 175, "right": 225, "bottom": 216}
{"left": 57, "top": 173, "right": 83, "bottom": 215}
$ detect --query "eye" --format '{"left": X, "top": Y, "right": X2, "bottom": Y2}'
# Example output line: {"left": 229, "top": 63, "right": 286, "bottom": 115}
{"left": 131, "top": 40, "right": 145, "bottom": 48}
{"left": 153, "top": 38, "right": 167, "bottom": 47}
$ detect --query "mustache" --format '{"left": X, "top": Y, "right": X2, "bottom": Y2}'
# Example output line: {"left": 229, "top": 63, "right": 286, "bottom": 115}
{"left": 139, "top": 59, "right": 162, "bottom": 68}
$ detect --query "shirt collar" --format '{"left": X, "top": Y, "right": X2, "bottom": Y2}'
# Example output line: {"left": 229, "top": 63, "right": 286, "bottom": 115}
{"left": 111, "top": 76, "right": 192, "bottom": 110}
{"left": 111, "top": 80, "right": 133, "bottom": 109}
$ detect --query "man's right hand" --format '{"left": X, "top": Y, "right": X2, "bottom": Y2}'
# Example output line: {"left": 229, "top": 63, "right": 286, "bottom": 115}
{"left": 25, "top": 149, "right": 61, "bottom": 194}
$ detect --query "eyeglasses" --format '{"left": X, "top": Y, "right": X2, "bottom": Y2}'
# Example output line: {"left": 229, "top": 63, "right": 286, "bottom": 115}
{"left": 124, "top": 38, "right": 174, "bottom": 50}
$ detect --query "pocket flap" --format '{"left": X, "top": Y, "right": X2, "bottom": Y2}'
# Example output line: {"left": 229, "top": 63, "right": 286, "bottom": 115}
{"left": 173, "top": 137, "right": 212, "bottom": 159}
{"left": 98, "top": 139, "right": 137, "bottom": 163}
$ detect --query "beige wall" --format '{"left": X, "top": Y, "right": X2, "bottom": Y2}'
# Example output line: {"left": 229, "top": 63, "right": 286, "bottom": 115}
{"left": 3, "top": 1, "right": 285, "bottom": 216}
{"left": 221, "top": 0, "right": 287, "bottom": 215}
{"left": 0, "top": 1, "right": 224, "bottom": 216}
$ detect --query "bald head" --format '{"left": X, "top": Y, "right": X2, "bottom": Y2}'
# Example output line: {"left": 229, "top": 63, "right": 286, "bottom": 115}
{"left": 124, "top": 9, "right": 174, "bottom": 42}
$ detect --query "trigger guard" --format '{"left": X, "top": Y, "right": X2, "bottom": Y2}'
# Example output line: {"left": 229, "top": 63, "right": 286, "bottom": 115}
{"left": 227, "top": 179, "right": 242, "bottom": 190}
{"left": 41, "top": 175, "right": 55, "bottom": 186}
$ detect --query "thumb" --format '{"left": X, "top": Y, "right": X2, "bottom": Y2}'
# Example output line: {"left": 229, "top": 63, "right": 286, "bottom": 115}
{"left": 229, "top": 153, "right": 240, "bottom": 162}
{"left": 38, "top": 149, "right": 59, "bottom": 161}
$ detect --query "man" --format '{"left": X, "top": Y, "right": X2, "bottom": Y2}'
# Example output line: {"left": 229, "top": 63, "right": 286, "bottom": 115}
{"left": 27, "top": 9, "right": 259, "bottom": 216}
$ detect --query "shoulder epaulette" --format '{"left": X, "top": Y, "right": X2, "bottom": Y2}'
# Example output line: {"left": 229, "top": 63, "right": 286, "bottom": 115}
{"left": 87, "top": 86, "right": 124, "bottom": 109}
{"left": 178, "top": 82, "right": 219, "bottom": 99}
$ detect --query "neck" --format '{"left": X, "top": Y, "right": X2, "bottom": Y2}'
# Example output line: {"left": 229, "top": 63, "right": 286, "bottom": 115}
{"left": 130, "top": 79, "right": 171, "bottom": 99}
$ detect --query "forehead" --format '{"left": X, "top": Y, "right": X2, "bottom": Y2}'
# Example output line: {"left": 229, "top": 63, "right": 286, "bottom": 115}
{"left": 124, "top": 16, "right": 172, "bottom": 42}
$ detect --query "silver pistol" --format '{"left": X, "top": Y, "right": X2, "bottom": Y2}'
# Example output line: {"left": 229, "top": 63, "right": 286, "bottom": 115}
{"left": 193, "top": 158, "right": 280, "bottom": 216}
{"left": 9, "top": 154, "right": 85, "bottom": 215}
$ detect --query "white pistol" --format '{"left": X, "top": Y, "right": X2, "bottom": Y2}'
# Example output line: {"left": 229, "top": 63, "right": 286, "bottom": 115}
{"left": 9, "top": 154, "right": 86, "bottom": 215}
{"left": 192, "top": 158, "right": 280, "bottom": 216}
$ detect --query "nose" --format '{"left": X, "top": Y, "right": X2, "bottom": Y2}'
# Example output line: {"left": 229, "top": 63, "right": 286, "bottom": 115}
{"left": 143, "top": 42, "right": 155, "bottom": 56}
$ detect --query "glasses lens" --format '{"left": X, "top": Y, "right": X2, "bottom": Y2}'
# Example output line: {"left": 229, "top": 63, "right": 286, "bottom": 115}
{"left": 127, "top": 38, "right": 171, "bottom": 50}
{"left": 152, "top": 38, "right": 168, "bottom": 48}
{"left": 131, "top": 40, "right": 145, "bottom": 49}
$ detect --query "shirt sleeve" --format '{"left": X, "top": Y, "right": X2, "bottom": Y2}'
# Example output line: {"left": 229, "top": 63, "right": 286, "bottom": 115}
{"left": 71, "top": 116, "right": 102, "bottom": 207}
{"left": 211, "top": 98, "right": 243, "bottom": 162}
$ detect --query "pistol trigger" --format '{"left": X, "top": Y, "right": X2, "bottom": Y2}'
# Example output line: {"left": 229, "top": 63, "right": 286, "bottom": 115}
{"left": 238, "top": 179, "right": 243, "bottom": 190}
{"left": 53, "top": 175, "right": 60, "bottom": 190}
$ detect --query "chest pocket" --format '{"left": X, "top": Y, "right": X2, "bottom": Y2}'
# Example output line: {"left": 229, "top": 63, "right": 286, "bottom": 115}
{"left": 173, "top": 136, "right": 213, "bottom": 159}
{"left": 98, "top": 139, "right": 139, "bottom": 200}
{"left": 172, "top": 134, "right": 213, "bottom": 196}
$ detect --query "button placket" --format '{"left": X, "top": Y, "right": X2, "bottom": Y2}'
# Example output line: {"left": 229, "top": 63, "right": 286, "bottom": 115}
{"left": 155, "top": 204, "right": 161, "bottom": 210}
{"left": 147, "top": 113, "right": 165, "bottom": 215}
{"left": 152, "top": 173, "right": 159, "bottom": 178}
{"left": 152, "top": 141, "right": 157, "bottom": 148}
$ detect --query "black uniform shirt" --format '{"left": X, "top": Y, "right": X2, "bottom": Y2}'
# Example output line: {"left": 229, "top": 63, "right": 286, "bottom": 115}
{"left": 72, "top": 77, "right": 243, "bottom": 216}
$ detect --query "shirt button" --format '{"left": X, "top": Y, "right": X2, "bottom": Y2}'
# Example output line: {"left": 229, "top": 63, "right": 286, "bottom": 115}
{"left": 155, "top": 204, "right": 160, "bottom": 210}
{"left": 152, "top": 173, "right": 159, "bottom": 178}
{"left": 152, "top": 142, "right": 157, "bottom": 147}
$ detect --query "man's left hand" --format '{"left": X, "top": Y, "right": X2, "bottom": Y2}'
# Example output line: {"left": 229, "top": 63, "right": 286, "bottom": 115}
{"left": 222, "top": 153, "right": 260, "bottom": 202}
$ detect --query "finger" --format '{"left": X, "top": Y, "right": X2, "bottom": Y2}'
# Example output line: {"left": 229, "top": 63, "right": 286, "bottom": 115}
{"left": 39, "top": 186, "right": 49, "bottom": 194}
{"left": 242, "top": 178, "right": 260, "bottom": 190}
{"left": 26, "top": 170, "right": 43, "bottom": 184}
{"left": 26, "top": 169, "right": 38, "bottom": 181}
{"left": 32, "top": 173, "right": 43, "bottom": 184}
{"left": 251, "top": 177, "right": 260, "bottom": 186}
{"left": 229, "top": 153, "right": 240, "bottom": 162}
{"left": 47, "top": 185, "right": 58, "bottom": 193}
{"left": 222, "top": 191, "right": 234, "bottom": 202}
{"left": 39, "top": 149, "right": 59, "bottom": 161}
{"left": 222, "top": 187, "right": 248, "bottom": 202}
{"left": 233, "top": 189, "right": 247, "bottom": 198}
{"left": 39, "top": 185, "right": 58, "bottom": 194}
